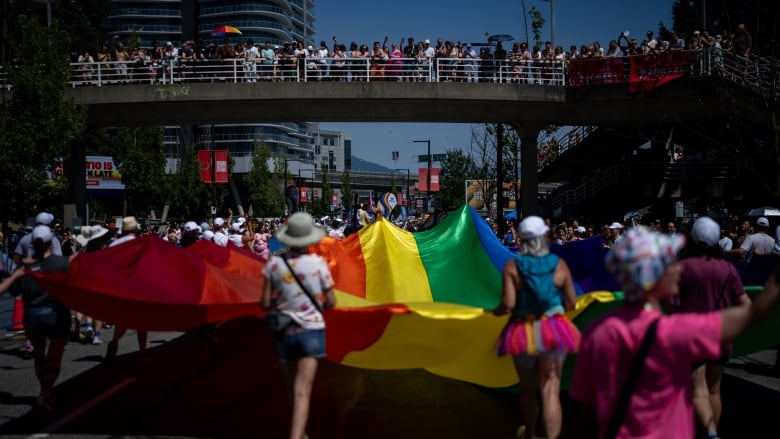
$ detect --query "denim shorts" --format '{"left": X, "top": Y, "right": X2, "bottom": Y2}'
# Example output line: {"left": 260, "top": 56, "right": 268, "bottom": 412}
{"left": 273, "top": 328, "right": 326, "bottom": 362}
{"left": 24, "top": 304, "right": 71, "bottom": 342}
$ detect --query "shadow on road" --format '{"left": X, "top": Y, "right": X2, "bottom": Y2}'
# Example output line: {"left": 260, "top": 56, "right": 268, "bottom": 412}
{"left": 0, "top": 317, "right": 521, "bottom": 439}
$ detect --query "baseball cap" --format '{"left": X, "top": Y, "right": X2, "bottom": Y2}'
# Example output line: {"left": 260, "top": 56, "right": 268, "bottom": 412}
{"left": 609, "top": 222, "right": 624, "bottom": 229}
{"left": 36, "top": 212, "right": 54, "bottom": 226}
{"left": 518, "top": 216, "right": 549, "bottom": 239}
{"left": 691, "top": 216, "right": 720, "bottom": 248}
{"left": 183, "top": 221, "right": 200, "bottom": 233}
{"left": 757, "top": 217, "right": 770, "bottom": 227}
{"left": 214, "top": 217, "right": 225, "bottom": 227}
{"left": 31, "top": 225, "right": 53, "bottom": 243}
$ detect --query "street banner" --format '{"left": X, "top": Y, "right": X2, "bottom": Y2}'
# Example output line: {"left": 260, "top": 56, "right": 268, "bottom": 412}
{"left": 197, "top": 151, "right": 212, "bottom": 183}
{"left": 331, "top": 193, "right": 339, "bottom": 205}
{"left": 418, "top": 168, "right": 440, "bottom": 192}
{"left": 629, "top": 51, "right": 691, "bottom": 93}
{"left": 299, "top": 187, "right": 308, "bottom": 203}
{"left": 213, "top": 150, "right": 229, "bottom": 183}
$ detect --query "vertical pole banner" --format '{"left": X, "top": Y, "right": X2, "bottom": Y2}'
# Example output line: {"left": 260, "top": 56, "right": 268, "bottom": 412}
{"left": 213, "top": 150, "right": 229, "bottom": 183}
{"left": 430, "top": 168, "right": 440, "bottom": 191}
{"left": 197, "top": 150, "right": 212, "bottom": 183}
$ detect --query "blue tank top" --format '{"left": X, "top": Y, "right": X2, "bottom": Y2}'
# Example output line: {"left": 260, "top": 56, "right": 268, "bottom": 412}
{"left": 511, "top": 253, "right": 564, "bottom": 319}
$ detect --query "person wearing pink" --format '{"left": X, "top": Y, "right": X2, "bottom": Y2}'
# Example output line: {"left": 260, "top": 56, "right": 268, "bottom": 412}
{"left": 386, "top": 42, "right": 404, "bottom": 81}
{"left": 568, "top": 227, "right": 780, "bottom": 439}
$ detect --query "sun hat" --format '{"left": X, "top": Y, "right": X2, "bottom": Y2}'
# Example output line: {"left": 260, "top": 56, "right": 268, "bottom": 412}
{"left": 36, "top": 212, "right": 55, "bottom": 226}
{"left": 605, "top": 228, "right": 685, "bottom": 302}
{"left": 183, "top": 221, "right": 200, "bottom": 233}
{"left": 88, "top": 225, "right": 110, "bottom": 242}
{"left": 76, "top": 225, "right": 93, "bottom": 247}
{"left": 122, "top": 216, "right": 140, "bottom": 232}
{"left": 276, "top": 212, "right": 325, "bottom": 248}
{"left": 756, "top": 217, "right": 770, "bottom": 227}
{"left": 691, "top": 216, "right": 720, "bottom": 248}
{"left": 518, "top": 216, "right": 549, "bottom": 239}
{"left": 31, "top": 225, "right": 53, "bottom": 243}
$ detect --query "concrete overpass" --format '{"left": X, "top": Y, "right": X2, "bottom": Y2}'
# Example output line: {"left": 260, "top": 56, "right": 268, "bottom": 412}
{"left": 66, "top": 77, "right": 733, "bottom": 127}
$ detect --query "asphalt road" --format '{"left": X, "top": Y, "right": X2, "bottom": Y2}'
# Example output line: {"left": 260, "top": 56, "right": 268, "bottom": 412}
{"left": 1, "top": 294, "right": 780, "bottom": 439}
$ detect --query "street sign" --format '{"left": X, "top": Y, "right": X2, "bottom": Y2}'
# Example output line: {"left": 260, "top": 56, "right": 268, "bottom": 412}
{"left": 416, "top": 154, "right": 446, "bottom": 163}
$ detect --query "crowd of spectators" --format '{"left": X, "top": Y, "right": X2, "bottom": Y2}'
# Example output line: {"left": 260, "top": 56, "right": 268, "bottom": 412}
{"left": 66, "top": 24, "right": 753, "bottom": 85}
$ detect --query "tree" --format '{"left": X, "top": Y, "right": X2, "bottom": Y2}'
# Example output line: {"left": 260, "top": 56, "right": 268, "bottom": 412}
{"left": 111, "top": 127, "right": 167, "bottom": 217}
{"left": 341, "top": 170, "right": 353, "bottom": 218}
{"left": 314, "top": 165, "right": 334, "bottom": 217}
{"left": 244, "top": 141, "right": 286, "bottom": 218}
{"left": 438, "top": 149, "right": 477, "bottom": 212}
{"left": 0, "top": 15, "right": 86, "bottom": 225}
{"left": 528, "top": 6, "right": 546, "bottom": 48}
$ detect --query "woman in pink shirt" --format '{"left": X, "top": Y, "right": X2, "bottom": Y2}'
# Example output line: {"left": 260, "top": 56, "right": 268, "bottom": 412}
{"left": 568, "top": 228, "right": 780, "bottom": 439}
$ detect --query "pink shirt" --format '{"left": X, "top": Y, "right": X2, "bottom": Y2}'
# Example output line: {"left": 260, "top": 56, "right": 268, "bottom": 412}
{"left": 570, "top": 307, "right": 721, "bottom": 439}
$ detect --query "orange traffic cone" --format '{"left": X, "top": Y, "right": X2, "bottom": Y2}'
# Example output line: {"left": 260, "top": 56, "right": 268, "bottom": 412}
{"left": 10, "top": 297, "right": 24, "bottom": 330}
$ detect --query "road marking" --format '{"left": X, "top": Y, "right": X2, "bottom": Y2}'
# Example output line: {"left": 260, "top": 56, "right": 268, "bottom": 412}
{"left": 37, "top": 377, "right": 136, "bottom": 434}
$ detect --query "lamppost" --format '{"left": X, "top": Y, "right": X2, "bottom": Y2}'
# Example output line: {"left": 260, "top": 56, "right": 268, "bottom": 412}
{"left": 410, "top": 140, "right": 431, "bottom": 212}
{"left": 395, "top": 168, "right": 410, "bottom": 208}
{"left": 542, "top": 0, "right": 555, "bottom": 49}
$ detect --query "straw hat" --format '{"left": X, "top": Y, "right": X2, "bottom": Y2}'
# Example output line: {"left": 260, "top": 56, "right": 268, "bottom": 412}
{"left": 122, "top": 216, "right": 140, "bottom": 232}
{"left": 276, "top": 212, "right": 325, "bottom": 248}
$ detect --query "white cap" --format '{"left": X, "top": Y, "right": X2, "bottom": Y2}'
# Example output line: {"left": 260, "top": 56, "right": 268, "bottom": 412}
{"left": 691, "top": 217, "right": 720, "bottom": 248}
{"left": 36, "top": 212, "right": 54, "bottom": 225}
{"left": 609, "top": 222, "right": 624, "bottom": 229}
{"left": 31, "top": 225, "right": 53, "bottom": 242}
{"left": 214, "top": 217, "right": 225, "bottom": 227}
{"left": 518, "top": 216, "right": 549, "bottom": 239}
{"left": 183, "top": 221, "right": 200, "bottom": 233}
{"left": 757, "top": 217, "right": 770, "bottom": 227}
{"left": 575, "top": 226, "right": 586, "bottom": 234}
{"left": 201, "top": 230, "right": 215, "bottom": 241}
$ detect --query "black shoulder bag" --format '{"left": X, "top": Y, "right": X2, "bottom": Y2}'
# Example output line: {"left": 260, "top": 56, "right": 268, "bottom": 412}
{"left": 605, "top": 318, "right": 659, "bottom": 439}
{"left": 265, "top": 255, "right": 322, "bottom": 332}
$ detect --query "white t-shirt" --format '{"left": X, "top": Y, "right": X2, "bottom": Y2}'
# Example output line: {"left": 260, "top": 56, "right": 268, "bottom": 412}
{"left": 741, "top": 232, "right": 776, "bottom": 255}
{"left": 263, "top": 253, "right": 334, "bottom": 330}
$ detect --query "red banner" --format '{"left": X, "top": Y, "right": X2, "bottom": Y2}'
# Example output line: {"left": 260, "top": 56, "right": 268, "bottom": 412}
{"left": 213, "top": 150, "right": 229, "bottom": 183}
{"left": 629, "top": 51, "right": 691, "bottom": 93}
{"left": 417, "top": 168, "right": 440, "bottom": 192}
{"left": 568, "top": 57, "right": 625, "bottom": 86}
{"left": 198, "top": 150, "right": 229, "bottom": 184}
{"left": 299, "top": 187, "right": 307, "bottom": 203}
{"left": 331, "top": 193, "right": 339, "bottom": 205}
{"left": 197, "top": 150, "right": 212, "bottom": 183}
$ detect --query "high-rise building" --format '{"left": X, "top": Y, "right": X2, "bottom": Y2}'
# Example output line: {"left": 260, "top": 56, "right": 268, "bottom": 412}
{"left": 103, "top": 0, "right": 344, "bottom": 179}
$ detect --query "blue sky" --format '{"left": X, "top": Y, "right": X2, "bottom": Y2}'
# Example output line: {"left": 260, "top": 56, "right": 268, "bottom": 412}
{"left": 313, "top": 0, "right": 675, "bottom": 171}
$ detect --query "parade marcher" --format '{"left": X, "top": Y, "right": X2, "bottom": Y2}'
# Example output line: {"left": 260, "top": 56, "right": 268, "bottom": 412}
{"left": 261, "top": 212, "right": 336, "bottom": 439}
{"left": 213, "top": 217, "right": 229, "bottom": 247}
{"left": 0, "top": 225, "right": 70, "bottom": 411}
{"left": 568, "top": 227, "right": 780, "bottom": 439}
{"left": 14, "top": 212, "right": 63, "bottom": 264}
{"left": 105, "top": 216, "right": 148, "bottom": 362}
{"left": 72, "top": 225, "right": 112, "bottom": 345}
{"left": 493, "top": 215, "right": 579, "bottom": 439}
{"left": 669, "top": 217, "right": 751, "bottom": 438}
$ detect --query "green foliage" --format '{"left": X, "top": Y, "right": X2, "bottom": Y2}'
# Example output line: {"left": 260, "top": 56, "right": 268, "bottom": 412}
{"left": 528, "top": 6, "right": 546, "bottom": 48}
{"left": 0, "top": 15, "right": 86, "bottom": 221}
{"left": 341, "top": 170, "right": 353, "bottom": 214}
{"left": 438, "top": 149, "right": 478, "bottom": 211}
{"left": 244, "top": 142, "right": 286, "bottom": 218}
{"left": 167, "top": 147, "right": 223, "bottom": 221}
{"left": 52, "top": 0, "right": 112, "bottom": 55}
{"left": 111, "top": 127, "right": 167, "bottom": 217}
{"left": 314, "top": 166, "right": 334, "bottom": 216}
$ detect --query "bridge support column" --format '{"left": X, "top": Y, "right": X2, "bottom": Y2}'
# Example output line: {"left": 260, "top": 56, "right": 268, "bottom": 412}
{"left": 516, "top": 124, "right": 542, "bottom": 217}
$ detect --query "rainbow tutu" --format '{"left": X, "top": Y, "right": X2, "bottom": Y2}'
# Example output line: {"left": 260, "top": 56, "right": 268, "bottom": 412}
{"left": 495, "top": 314, "right": 581, "bottom": 356}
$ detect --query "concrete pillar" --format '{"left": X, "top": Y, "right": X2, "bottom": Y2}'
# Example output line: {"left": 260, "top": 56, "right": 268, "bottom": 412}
{"left": 516, "top": 125, "right": 542, "bottom": 217}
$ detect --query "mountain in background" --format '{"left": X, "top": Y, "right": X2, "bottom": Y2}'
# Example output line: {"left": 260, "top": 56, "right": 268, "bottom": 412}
{"left": 350, "top": 156, "right": 393, "bottom": 173}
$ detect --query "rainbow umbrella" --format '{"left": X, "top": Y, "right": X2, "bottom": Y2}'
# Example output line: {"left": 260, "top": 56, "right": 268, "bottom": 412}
{"left": 210, "top": 25, "right": 242, "bottom": 37}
